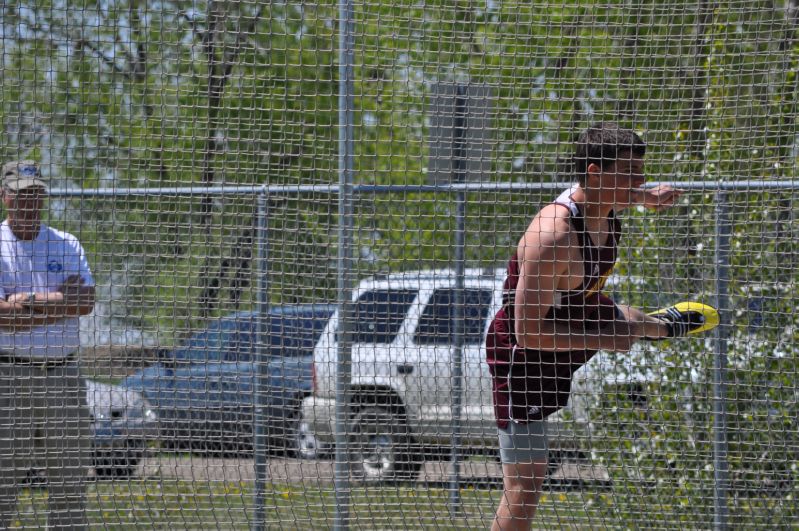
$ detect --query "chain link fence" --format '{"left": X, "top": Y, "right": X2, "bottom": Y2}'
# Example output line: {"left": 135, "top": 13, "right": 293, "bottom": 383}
{"left": 1, "top": 0, "right": 798, "bottom": 529}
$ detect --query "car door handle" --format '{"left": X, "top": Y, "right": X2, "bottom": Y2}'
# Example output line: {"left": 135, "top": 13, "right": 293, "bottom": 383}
{"left": 396, "top": 364, "right": 414, "bottom": 375}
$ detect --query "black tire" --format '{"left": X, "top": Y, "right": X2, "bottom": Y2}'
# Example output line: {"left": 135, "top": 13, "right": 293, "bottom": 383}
{"left": 348, "top": 406, "right": 423, "bottom": 483}
{"left": 93, "top": 441, "right": 145, "bottom": 479}
{"left": 23, "top": 468, "right": 48, "bottom": 488}
{"left": 93, "top": 452, "right": 140, "bottom": 479}
{"left": 255, "top": 397, "right": 304, "bottom": 458}
{"left": 292, "top": 418, "right": 330, "bottom": 460}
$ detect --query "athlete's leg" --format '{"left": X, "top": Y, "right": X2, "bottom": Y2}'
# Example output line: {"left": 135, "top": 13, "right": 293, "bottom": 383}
{"left": 492, "top": 421, "right": 549, "bottom": 531}
{"left": 492, "top": 461, "right": 549, "bottom": 531}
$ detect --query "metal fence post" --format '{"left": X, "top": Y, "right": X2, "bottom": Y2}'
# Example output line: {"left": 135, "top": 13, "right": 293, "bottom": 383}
{"left": 448, "top": 84, "right": 468, "bottom": 514}
{"left": 712, "top": 190, "right": 731, "bottom": 530}
{"left": 334, "top": 0, "right": 356, "bottom": 526}
{"left": 252, "top": 189, "right": 270, "bottom": 531}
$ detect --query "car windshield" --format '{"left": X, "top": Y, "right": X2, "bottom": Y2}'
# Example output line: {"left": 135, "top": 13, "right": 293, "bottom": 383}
{"left": 168, "top": 318, "right": 249, "bottom": 363}
{"left": 164, "top": 307, "right": 333, "bottom": 364}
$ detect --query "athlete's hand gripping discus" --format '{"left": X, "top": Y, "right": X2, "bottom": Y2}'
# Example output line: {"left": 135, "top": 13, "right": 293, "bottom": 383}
{"left": 645, "top": 302, "right": 720, "bottom": 340}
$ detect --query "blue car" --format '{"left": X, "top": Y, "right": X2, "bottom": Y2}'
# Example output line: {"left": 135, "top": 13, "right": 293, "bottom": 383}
{"left": 122, "top": 305, "right": 335, "bottom": 458}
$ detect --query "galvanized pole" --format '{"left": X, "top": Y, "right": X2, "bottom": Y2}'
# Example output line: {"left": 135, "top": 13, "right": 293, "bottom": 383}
{"left": 252, "top": 191, "right": 270, "bottom": 531}
{"left": 712, "top": 191, "right": 731, "bottom": 530}
{"left": 334, "top": 0, "right": 356, "bottom": 527}
{"left": 448, "top": 85, "right": 468, "bottom": 514}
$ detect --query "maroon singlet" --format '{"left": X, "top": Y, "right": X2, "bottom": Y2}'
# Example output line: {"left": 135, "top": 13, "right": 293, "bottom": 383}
{"left": 486, "top": 187, "right": 622, "bottom": 428}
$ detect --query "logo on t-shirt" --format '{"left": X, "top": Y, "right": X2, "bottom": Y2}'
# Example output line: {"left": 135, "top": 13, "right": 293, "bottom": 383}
{"left": 48, "top": 260, "right": 63, "bottom": 273}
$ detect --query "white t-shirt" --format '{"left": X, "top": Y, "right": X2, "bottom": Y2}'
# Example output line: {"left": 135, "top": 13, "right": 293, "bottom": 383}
{"left": 0, "top": 221, "right": 95, "bottom": 359}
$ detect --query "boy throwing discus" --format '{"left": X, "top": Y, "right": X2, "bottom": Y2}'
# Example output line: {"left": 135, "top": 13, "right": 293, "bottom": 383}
{"left": 486, "top": 122, "right": 719, "bottom": 530}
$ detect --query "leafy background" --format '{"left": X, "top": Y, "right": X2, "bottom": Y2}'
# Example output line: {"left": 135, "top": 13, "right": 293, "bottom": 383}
{"left": 1, "top": 0, "right": 797, "bottom": 525}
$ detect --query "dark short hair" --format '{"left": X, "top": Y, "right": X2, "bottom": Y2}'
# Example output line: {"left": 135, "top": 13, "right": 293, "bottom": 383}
{"left": 574, "top": 122, "right": 646, "bottom": 184}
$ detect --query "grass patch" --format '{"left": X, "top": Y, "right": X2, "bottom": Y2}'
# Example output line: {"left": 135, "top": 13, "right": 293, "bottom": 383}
{"left": 11, "top": 477, "right": 795, "bottom": 529}
{"left": 9, "top": 479, "right": 604, "bottom": 530}
{"left": 13, "top": 477, "right": 791, "bottom": 529}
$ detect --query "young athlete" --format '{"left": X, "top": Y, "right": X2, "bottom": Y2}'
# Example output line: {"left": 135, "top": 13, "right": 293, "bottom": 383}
{"left": 486, "top": 123, "right": 718, "bottom": 530}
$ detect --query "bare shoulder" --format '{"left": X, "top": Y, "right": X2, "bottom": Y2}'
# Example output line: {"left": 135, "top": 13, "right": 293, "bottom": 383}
{"left": 515, "top": 204, "right": 574, "bottom": 308}
{"left": 519, "top": 203, "right": 574, "bottom": 254}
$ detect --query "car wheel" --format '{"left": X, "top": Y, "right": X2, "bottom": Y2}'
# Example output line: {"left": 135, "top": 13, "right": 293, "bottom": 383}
{"left": 294, "top": 419, "right": 328, "bottom": 460}
{"left": 94, "top": 442, "right": 145, "bottom": 479}
{"left": 94, "top": 453, "right": 140, "bottom": 478}
{"left": 349, "top": 406, "right": 422, "bottom": 483}
{"left": 23, "top": 468, "right": 48, "bottom": 488}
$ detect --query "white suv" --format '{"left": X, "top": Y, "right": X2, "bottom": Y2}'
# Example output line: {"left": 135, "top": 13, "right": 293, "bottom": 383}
{"left": 302, "top": 268, "right": 648, "bottom": 481}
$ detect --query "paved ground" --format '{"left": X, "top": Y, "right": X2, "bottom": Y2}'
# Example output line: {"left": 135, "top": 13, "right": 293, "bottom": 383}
{"left": 136, "top": 455, "right": 610, "bottom": 488}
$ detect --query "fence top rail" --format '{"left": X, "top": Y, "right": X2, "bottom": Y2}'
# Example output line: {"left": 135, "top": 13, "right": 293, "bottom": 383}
{"left": 45, "top": 180, "right": 798, "bottom": 198}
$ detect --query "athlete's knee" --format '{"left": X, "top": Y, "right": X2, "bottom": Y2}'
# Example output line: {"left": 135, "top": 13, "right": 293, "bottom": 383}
{"left": 505, "top": 481, "right": 539, "bottom": 504}
{"left": 503, "top": 461, "right": 546, "bottom": 502}
{"left": 503, "top": 475, "right": 542, "bottom": 510}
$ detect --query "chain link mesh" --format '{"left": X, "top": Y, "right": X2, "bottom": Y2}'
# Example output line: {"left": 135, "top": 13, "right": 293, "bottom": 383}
{"left": 0, "top": 0, "right": 797, "bottom": 528}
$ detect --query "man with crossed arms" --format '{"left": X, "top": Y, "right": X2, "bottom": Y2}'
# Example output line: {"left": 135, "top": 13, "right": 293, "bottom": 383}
{"left": 0, "top": 160, "right": 96, "bottom": 529}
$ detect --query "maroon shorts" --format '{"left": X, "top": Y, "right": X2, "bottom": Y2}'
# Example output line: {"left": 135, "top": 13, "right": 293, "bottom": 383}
{"left": 486, "top": 294, "right": 620, "bottom": 429}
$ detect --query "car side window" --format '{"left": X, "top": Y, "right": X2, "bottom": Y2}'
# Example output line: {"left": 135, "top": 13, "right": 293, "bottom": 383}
{"left": 265, "top": 315, "right": 328, "bottom": 357}
{"left": 340, "top": 289, "right": 417, "bottom": 344}
{"left": 413, "top": 289, "right": 492, "bottom": 345}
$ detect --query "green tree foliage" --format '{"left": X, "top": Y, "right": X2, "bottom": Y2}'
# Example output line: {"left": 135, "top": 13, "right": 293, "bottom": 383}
{"left": 0, "top": 1, "right": 797, "bottom": 520}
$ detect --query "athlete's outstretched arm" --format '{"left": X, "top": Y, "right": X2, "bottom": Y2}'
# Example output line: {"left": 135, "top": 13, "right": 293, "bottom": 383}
{"left": 617, "top": 185, "right": 683, "bottom": 212}
{"left": 616, "top": 305, "right": 669, "bottom": 340}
